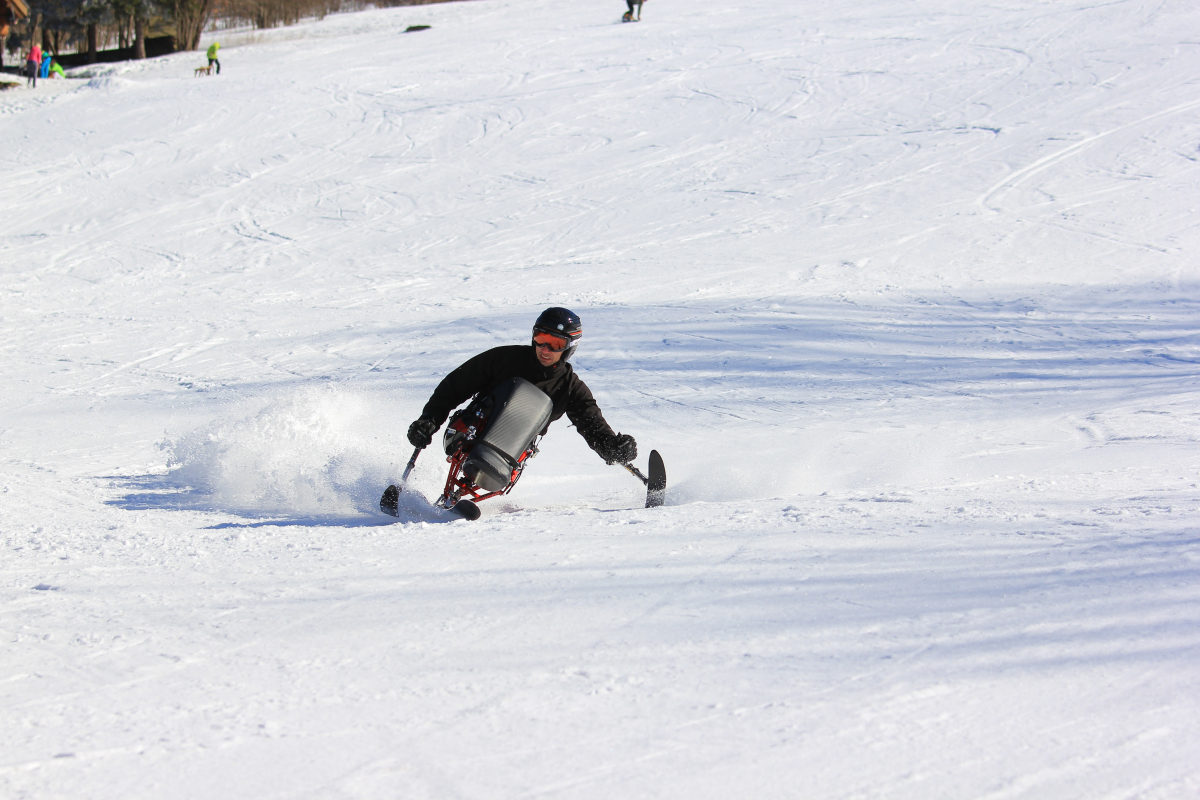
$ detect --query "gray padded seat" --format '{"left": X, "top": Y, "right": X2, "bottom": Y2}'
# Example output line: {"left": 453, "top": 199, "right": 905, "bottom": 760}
{"left": 463, "top": 378, "right": 553, "bottom": 491}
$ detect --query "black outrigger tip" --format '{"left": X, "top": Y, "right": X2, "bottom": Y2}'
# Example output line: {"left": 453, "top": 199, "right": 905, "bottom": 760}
{"left": 380, "top": 447, "right": 424, "bottom": 517}
{"left": 380, "top": 484, "right": 401, "bottom": 517}
{"left": 646, "top": 450, "right": 666, "bottom": 508}
{"left": 620, "top": 449, "right": 667, "bottom": 508}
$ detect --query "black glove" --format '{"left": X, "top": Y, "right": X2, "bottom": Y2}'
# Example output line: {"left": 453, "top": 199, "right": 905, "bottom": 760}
{"left": 407, "top": 417, "right": 438, "bottom": 449}
{"left": 600, "top": 432, "right": 637, "bottom": 464}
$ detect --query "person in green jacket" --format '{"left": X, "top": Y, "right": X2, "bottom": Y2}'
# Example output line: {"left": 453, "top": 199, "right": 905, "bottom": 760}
{"left": 206, "top": 42, "right": 221, "bottom": 75}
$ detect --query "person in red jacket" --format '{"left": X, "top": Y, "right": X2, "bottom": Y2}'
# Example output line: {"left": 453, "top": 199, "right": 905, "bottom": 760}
{"left": 26, "top": 43, "right": 42, "bottom": 88}
{"left": 406, "top": 307, "right": 637, "bottom": 466}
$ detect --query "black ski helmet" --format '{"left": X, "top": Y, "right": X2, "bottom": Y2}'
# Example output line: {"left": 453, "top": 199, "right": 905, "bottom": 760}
{"left": 533, "top": 307, "right": 582, "bottom": 360}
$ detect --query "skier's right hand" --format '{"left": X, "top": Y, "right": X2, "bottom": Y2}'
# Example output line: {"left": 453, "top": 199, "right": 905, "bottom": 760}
{"left": 407, "top": 417, "right": 438, "bottom": 449}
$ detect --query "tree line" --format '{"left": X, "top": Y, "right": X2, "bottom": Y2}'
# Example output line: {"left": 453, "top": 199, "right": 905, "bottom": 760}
{"left": 7, "top": 0, "right": 456, "bottom": 61}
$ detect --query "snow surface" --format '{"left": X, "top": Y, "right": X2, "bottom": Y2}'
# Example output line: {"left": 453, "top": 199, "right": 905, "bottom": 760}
{"left": 3, "top": 0, "right": 1200, "bottom": 796}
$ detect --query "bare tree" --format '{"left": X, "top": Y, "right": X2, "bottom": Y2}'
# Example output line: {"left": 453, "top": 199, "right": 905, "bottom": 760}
{"left": 106, "top": 0, "right": 151, "bottom": 57}
{"left": 168, "top": 0, "right": 214, "bottom": 50}
{"left": 221, "top": 0, "right": 340, "bottom": 30}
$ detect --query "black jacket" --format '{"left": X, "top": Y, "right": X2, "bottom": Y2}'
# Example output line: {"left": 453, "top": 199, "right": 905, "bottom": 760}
{"left": 420, "top": 345, "right": 618, "bottom": 456}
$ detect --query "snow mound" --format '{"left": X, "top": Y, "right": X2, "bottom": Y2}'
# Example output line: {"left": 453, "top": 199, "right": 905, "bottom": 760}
{"left": 82, "top": 75, "right": 133, "bottom": 92}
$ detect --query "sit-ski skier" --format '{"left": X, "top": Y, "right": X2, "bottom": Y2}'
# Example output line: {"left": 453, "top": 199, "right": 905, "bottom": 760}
{"left": 406, "top": 307, "right": 638, "bottom": 468}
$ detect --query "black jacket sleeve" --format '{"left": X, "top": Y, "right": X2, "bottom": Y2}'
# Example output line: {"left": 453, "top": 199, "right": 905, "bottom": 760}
{"left": 563, "top": 375, "right": 618, "bottom": 454}
{"left": 419, "top": 347, "right": 507, "bottom": 425}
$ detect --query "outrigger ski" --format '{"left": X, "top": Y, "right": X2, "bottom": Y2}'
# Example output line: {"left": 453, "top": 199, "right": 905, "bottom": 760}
{"left": 618, "top": 449, "right": 666, "bottom": 508}
{"left": 380, "top": 484, "right": 400, "bottom": 515}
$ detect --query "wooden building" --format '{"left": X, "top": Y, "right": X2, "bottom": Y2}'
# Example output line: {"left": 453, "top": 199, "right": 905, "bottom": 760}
{"left": 2, "top": 0, "right": 29, "bottom": 39}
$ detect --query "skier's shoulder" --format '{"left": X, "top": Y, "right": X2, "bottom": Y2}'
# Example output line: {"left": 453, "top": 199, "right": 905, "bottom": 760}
{"left": 477, "top": 344, "right": 530, "bottom": 366}
{"left": 451, "top": 345, "right": 534, "bottom": 385}
{"left": 557, "top": 361, "right": 596, "bottom": 401}
{"left": 458, "top": 343, "right": 519, "bottom": 363}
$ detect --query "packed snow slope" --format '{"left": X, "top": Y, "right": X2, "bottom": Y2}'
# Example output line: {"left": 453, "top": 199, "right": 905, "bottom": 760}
{"left": 3, "top": 0, "right": 1200, "bottom": 797}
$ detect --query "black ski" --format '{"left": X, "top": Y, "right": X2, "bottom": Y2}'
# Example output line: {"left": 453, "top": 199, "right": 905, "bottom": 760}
{"left": 452, "top": 499, "right": 481, "bottom": 520}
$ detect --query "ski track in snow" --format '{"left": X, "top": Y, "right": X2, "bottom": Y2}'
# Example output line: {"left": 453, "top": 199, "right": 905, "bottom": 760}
{"left": 3, "top": 0, "right": 1200, "bottom": 797}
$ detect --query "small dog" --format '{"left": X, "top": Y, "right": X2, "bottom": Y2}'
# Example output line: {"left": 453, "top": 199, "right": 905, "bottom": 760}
{"left": 194, "top": 65, "right": 212, "bottom": 77}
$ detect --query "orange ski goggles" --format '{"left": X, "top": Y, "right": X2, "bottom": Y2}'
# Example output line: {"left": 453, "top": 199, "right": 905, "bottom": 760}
{"left": 533, "top": 332, "right": 570, "bottom": 352}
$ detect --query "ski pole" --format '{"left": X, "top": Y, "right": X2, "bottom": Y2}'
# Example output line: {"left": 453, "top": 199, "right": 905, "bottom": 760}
{"left": 380, "top": 446, "right": 424, "bottom": 517}
{"left": 401, "top": 446, "right": 423, "bottom": 483}
{"left": 618, "top": 454, "right": 667, "bottom": 509}
{"left": 620, "top": 461, "right": 649, "bottom": 486}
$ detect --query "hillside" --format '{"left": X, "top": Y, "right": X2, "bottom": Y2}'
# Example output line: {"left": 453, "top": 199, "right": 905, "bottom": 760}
{"left": 2, "top": 0, "right": 1199, "bottom": 797}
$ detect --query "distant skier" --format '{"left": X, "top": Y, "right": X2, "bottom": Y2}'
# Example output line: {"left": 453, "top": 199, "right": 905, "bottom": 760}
{"left": 206, "top": 42, "right": 221, "bottom": 74}
{"left": 623, "top": 0, "right": 644, "bottom": 22}
{"left": 405, "top": 307, "right": 638, "bottom": 467}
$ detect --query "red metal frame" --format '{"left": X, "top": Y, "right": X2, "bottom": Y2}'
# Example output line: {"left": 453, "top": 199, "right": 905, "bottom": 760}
{"left": 436, "top": 442, "right": 536, "bottom": 509}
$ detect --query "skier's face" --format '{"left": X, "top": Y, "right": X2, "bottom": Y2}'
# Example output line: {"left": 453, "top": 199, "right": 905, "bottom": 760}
{"left": 533, "top": 333, "right": 568, "bottom": 366}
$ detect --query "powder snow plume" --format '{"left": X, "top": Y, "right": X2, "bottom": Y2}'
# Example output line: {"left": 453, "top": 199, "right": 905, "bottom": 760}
{"left": 163, "top": 385, "right": 396, "bottom": 516}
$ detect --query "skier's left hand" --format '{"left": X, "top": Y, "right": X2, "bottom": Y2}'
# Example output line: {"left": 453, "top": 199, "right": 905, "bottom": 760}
{"left": 601, "top": 433, "right": 637, "bottom": 464}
